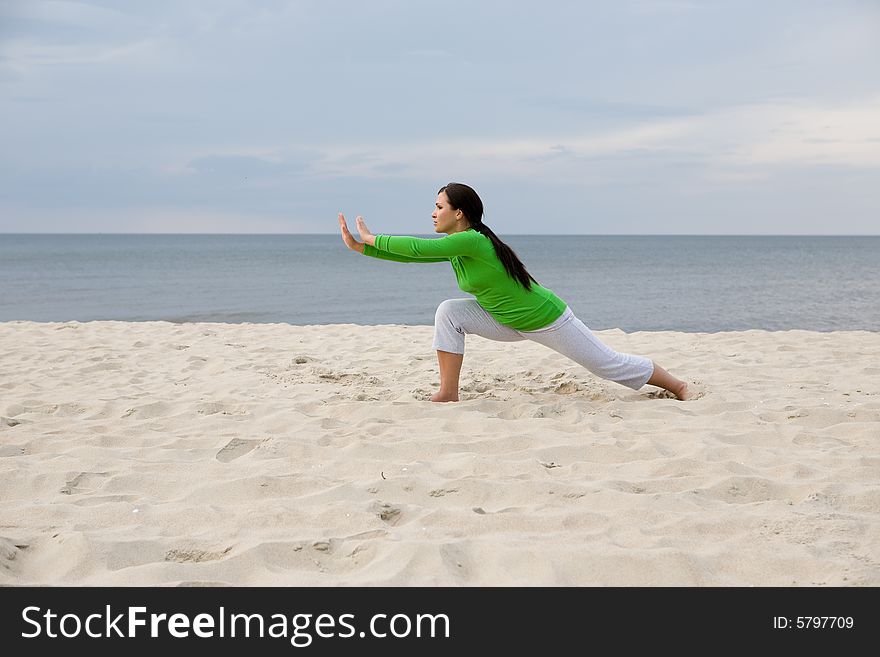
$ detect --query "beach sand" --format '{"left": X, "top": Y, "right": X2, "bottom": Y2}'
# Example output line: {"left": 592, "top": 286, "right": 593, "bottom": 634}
{"left": 1, "top": 320, "right": 878, "bottom": 586}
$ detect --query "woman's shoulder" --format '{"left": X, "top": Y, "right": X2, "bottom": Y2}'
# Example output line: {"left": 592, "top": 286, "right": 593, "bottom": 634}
{"left": 440, "top": 229, "right": 487, "bottom": 247}
{"left": 455, "top": 229, "right": 497, "bottom": 261}
{"left": 454, "top": 228, "right": 491, "bottom": 243}
{"left": 446, "top": 228, "right": 481, "bottom": 239}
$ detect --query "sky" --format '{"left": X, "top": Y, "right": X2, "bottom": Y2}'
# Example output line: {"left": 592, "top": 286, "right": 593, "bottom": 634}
{"left": 1, "top": 0, "right": 879, "bottom": 235}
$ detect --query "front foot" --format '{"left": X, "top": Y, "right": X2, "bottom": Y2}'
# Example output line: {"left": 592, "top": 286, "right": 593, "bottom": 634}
{"left": 430, "top": 391, "right": 459, "bottom": 403}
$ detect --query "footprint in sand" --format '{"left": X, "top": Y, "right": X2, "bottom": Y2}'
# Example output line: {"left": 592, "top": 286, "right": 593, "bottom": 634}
{"left": 215, "top": 438, "right": 263, "bottom": 462}
{"left": 439, "top": 543, "right": 470, "bottom": 577}
{"left": 185, "top": 356, "right": 208, "bottom": 371}
{"left": 554, "top": 380, "right": 583, "bottom": 394}
{"left": 165, "top": 546, "right": 232, "bottom": 563}
{"left": 197, "top": 402, "right": 248, "bottom": 417}
{"left": 371, "top": 502, "right": 403, "bottom": 525}
{"left": 429, "top": 488, "right": 459, "bottom": 497}
{"left": 60, "top": 471, "right": 110, "bottom": 495}
{"left": 0, "top": 537, "right": 29, "bottom": 575}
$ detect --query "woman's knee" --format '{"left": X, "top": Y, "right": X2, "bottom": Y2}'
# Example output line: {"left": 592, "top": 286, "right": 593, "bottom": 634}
{"left": 433, "top": 300, "right": 469, "bottom": 353}
{"left": 434, "top": 298, "right": 455, "bottom": 321}
{"left": 434, "top": 298, "right": 470, "bottom": 325}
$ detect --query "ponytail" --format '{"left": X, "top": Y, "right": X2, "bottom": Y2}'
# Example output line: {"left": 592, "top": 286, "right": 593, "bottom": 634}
{"left": 468, "top": 221, "right": 539, "bottom": 291}
{"left": 439, "top": 183, "right": 539, "bottom": 291}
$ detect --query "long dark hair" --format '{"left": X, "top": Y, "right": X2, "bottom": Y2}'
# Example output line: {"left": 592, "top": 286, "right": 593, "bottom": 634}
{"left": 439, "top": 182, "right": 539, "bottom": 291}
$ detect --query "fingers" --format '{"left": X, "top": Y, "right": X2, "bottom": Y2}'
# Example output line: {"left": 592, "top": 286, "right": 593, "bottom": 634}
{"left": 338, "top": 213, "right": 367, "bottom": 250}
{"left": 338, "top": 213, "right": 351, "bottom": 245}
{"left": 339, "top": 213, "right": 352, "bottom": 237}
{"left": 355, "top": 216, "right": 370, "bottom": 237}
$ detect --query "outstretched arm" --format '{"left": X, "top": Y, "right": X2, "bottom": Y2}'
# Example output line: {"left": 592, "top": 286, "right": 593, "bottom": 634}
{"left": 339, "top": 213, "right": 447, "bottom": 263}
{"left": 356, "top": 216, "right": 480, "bottom": 259}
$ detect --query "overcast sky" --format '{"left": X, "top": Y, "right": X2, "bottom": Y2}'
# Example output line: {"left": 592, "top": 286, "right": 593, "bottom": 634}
{"left": 2, "top": 0, "right": 879, "bottom": 234}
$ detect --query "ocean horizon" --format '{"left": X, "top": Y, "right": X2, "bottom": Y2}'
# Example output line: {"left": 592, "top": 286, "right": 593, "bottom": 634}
{"left": 2, "top": 234, "right": 878, "bottom": 332}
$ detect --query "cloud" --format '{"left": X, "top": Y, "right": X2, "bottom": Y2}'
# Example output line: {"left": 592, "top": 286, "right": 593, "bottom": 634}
{"left": 185, "top": 154, "right": 290, "bottom": 175}
{"left": 0, "top": 38, "right": 160, "bottom": 71}
{"left": 1, "top": 0, "right": 878, "bottom": 233}
{"left": 0, "top": 0, "right": 133, "bottom": 30}
{"left": 404, "top": 48, "right": 453, "bottom": 59}
{"left": 626, "top": 0, "right": 708, "bottom": 15}
{"left": 305, "top": 95, "right": 880, "bottom": 183}
{"left": 720, "top": 98, "right": 880, "bottom": 167}
{"left": 0, "top": 205, "right": 308, "bottom": 234}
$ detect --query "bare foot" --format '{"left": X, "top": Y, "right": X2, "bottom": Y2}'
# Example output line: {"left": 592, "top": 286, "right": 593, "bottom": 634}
{"left": 430, "top": 391, "right": 459, "bottom": 403}
{"left": 673, "top": 381, "right": 691, "bottom": 401}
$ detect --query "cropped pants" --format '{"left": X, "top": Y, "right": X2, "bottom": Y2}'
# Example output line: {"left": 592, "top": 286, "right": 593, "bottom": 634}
{"left": 432, "top": 298, "right": 655, "bottom": 390}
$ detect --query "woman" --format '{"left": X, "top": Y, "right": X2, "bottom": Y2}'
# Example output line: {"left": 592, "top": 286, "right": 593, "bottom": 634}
{"left": 338, "top": 182, "right": 691, "bottom": 402}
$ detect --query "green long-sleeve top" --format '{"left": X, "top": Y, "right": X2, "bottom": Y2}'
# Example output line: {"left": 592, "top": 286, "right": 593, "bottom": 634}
{"left": 362, "top": 228, "right": 567, "bottom": 331}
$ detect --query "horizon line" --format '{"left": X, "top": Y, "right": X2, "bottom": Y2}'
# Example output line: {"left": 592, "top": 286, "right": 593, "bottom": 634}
{"left": 3, "top": 232, "right": 880, "bottom": 238}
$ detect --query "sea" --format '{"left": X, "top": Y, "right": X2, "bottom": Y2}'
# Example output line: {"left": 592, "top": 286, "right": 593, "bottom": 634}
{"left": 1, "top": 234, "right": 878, "bottom": 332}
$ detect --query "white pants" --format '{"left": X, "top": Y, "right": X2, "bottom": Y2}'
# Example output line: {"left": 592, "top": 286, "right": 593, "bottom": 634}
{"left": 432, "top": 298, "right": 655, "bottom": 390}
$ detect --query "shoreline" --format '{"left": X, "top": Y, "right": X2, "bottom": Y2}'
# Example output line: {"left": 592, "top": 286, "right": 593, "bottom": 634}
{"left": 4, "top": 318, "right": 880, "bottom": 333}
{"left": 1, "top": 321, "right": 878, "bottom": 585}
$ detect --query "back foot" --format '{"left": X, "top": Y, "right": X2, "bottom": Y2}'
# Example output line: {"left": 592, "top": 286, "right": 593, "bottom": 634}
{"left": 674, "top": 381, "right": 690, "bottom": 401}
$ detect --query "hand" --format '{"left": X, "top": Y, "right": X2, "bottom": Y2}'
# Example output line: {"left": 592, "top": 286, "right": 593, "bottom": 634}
{"left": 355, "top": 216, "right": 375, "bottom": 245}
{"left": 338, "top": 213, "right": 364, "bottom": 253}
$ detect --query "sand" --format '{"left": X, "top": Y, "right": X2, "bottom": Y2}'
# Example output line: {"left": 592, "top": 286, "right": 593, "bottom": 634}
{"left": 1, "top": 320, "right": 878, "bottom": 586}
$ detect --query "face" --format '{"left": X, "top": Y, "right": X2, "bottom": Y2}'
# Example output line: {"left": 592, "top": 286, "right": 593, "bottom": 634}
{"left": 432, "top": 192, "right": 464, "bottom": 234}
